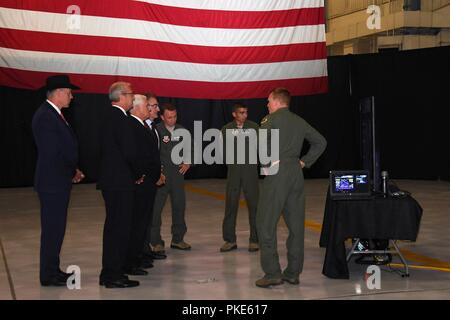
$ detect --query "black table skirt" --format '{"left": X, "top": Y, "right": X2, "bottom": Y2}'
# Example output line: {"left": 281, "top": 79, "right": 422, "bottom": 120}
{"left": 320, "top": 192, "right": 422, "bottom": 279}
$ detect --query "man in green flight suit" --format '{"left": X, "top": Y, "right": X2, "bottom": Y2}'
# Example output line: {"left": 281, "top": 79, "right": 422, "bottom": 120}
{"left": 150, "top": 103, "right": 192, "bottom": 253}
{"left": 220, "top": 103, "right": 260, "bottom": 253}
{"left": 255, "top": 88, "right": 327, "bottom": 288}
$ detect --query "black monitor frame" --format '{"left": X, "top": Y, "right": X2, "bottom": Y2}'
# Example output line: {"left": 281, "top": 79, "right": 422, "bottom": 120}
{"left": 329, "top": 170, "right": 372, "bottom": 198}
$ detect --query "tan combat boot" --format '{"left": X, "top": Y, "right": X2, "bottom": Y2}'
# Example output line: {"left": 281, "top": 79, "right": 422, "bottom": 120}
{"left": 220, "top": 242, "right": 237, "bottom": 252}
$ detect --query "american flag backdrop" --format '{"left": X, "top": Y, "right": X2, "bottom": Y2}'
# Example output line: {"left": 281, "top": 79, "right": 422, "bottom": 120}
{"left": 0, "top": 0, "right": 327, "bottom": 99}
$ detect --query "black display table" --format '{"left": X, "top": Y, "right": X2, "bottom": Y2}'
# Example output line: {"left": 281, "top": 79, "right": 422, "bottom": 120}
{"left": 320, "top": 192, "right": 422, "bottom": 279}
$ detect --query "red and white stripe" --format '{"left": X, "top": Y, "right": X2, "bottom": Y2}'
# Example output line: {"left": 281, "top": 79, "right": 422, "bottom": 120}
{"left": 0, "top": 0, "right": 327, "bottom": 99}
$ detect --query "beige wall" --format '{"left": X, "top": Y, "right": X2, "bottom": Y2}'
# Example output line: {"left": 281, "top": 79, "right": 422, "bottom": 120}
{"left": 326, "top": 0, "right": 450, "bottom": 55}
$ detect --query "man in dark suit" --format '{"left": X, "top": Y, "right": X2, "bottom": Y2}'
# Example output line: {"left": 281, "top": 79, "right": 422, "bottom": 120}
{"left": 142, "top": 92, "right": 167, "bottom": 261}
{"left": 125, "top": 94, "right": 162, "bottom": 274}
{"left": 32, "top": 75, "right": 85, "bottom": 287}
{"left": 97, "top": 82, "right": 146, "bottom": 288}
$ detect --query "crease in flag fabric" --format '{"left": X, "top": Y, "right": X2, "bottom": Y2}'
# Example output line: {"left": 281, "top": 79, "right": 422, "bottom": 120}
{"left": 0, "top": 0, "right": 328, "bottom": 99}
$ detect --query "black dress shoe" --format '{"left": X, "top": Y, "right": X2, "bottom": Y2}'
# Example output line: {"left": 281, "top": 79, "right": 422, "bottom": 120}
{"left": 100, "top": 274, "right": 128, "bottom": 286}
{"left": 124, "top": 268, "right": 148, "bottom": 276}
{"left": 41, "top": 277, "right": 67, "bottom": 287}
{"left": 140, "top": 260, "right": 154, "bottom": 269}
{"left": 57, "top": 270, "right": 74, "bottom": 281}
{"left": 150, "top": 251, "right": 167, "bottom": 260}
{"left": 58, "top": 269, "right": 70, "bottom": 276}
{"left": 103, "top": 279, "right": 140, "bottom": 289}
{"left": 141, "top": 255, "right": 154, "bottom": 264}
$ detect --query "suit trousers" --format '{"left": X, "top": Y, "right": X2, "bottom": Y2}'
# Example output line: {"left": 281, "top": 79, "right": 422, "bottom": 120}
{"left": 126, "top": 186, "right": 157, "bottom": 268}
{"left": 38, "top": 190, "right": 71, "bottom": 282}
{"left": 100, "top": 190, "right": 134, "bottom": 281}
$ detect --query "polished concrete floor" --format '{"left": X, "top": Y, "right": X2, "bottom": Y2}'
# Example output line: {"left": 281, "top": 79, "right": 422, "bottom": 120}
{"left": 0, "top": 179, "right": 449, "bottom": 300}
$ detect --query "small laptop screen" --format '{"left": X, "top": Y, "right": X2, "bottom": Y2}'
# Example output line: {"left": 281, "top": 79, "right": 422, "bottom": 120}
{"left": 330, "top": 170, "right": 371, "bottom": 197}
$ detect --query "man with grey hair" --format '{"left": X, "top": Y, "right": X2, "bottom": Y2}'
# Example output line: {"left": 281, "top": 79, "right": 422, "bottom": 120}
{"left": 124, "top": 94, "right": 162, "bottom": 275}
{"left": 97, "top": 82, "right": 146, "bottom": 288}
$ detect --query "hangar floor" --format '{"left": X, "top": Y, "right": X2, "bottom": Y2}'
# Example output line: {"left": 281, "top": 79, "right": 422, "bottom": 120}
{"left": 1, "top": 179, "right": 449, "bottom": 300}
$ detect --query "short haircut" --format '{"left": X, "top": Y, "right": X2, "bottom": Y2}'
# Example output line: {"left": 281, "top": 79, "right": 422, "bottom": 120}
{"left": 46, "top": 89, "right": 57, "bottom": 99}
{"left": 46, "top": 88, "right": 69, "bottom": 99}
{"left": 132, "top": 94, "right": 147, "bottom": 108}
{"left": 270, "top": 87, "right": 291, "bottom": 106}
{"left": 109, "top": 82, "right": 131, "bottom": 102}
{"left": 161, "top": 102, "right": 176, "bottom": 115}
{"left": 145, "top": 92, "right": 158, "bottom": 100}
{"left": 232, "top": 103, "right": 247, "bottom": 113}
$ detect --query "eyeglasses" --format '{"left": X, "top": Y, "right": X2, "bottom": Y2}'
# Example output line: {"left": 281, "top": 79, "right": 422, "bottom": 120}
{"left": 148, "top": 103, "right": 159, "bottom": 108}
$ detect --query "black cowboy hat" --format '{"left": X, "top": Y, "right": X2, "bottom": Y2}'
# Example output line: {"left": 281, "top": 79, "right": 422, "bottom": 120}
{"left": 44, "top": 75, "right": 80, "bottom": 91}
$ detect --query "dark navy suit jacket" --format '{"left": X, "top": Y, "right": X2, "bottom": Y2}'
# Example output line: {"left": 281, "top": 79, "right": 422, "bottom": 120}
{"left": 128, "top": 116, "right": 161, "bottom": 188}
{"left": 97, "top": 107, "right": 145, "bottom": 191}
{"left": 32, "top": 101, "right": 78, "bottom": 193}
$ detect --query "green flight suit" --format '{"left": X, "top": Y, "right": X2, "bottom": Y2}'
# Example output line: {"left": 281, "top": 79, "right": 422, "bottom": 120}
{"left": 221, "top": 120, "right": 259, "bottom": 244}
{"left": 150, "top": 122, "right": 189, "bottom": 246}
{"left": 257, "top": 107, "right": 327, "bottom": 280}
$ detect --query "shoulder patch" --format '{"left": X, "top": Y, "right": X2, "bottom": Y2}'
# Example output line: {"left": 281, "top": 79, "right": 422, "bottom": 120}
{"left": 260, "top": 117, "right": 268, "bottom": 125}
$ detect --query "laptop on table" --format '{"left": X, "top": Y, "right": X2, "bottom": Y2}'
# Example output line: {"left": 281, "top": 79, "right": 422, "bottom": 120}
{"left": 329, "top": 170, "right": 373, "bottom": 200}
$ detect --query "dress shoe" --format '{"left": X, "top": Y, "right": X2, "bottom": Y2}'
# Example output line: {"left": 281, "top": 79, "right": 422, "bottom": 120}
{"left": 41, "top": 277, "right": 67, "bottom": 287}
{"left": 141, "top": 253, "right": 154, "bottom": 263}
{"left": 220, "top": 242, "right": 237, "bottom": 252}
{"left": 140, "top": 260, "right": 154, "bottom": 269}
{"left": 282, "top": 276, "right": 300, "bottom": 285}
{"left": 170, "top": 241, "right": 191, "bottom": 250}
{"left": 58, "top": 269, "right": 71, "bottom": 277}
{"left": 149, "top": 251, "right": 167, "bottom": 259}
{"left": 255, "top": 277, "right": 284, "bottom": 288}
{"left": 124, "top": 267, "right": 148, "bottom": 276}
{"left": 103, "top": 279, "right": 140, "bottom": 289}
{"left": 99, "top": 274, "right": 128, "bottom": 286}
{"left": 57, "top": 270, "right": 74, "bottom": 281}
{"left": 248, "top": 242, "right": 259, "bottom": 252}
{"left": 152, "top": 244, "right": 165, "bottom": 254}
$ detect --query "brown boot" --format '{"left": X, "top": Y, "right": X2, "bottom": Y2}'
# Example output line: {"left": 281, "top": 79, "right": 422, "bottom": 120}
{"left": 170, "top": 241, "right": 191, "bottom": 250}
{"left": 255, "top": 277, "right": 283, "bottom": 288}
{"left": 220, "top": 242, "right": 237, "bottom": 252}
{"left": 282, "top": 276, "right": 300, "bottom": 285}
{"left": 152, "top": 244, "right": 165, "bottom": 254}
{"left": 248, "top": 242, "right": 259, "bottom": 252}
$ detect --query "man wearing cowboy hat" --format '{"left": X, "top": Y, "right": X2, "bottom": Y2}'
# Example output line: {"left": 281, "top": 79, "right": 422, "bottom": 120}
{"left": 32, "top": 74, "right": 85, "bottom": 286}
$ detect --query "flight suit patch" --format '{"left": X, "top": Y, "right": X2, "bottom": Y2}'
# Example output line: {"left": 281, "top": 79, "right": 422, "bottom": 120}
{"left": 163, "top": 135, "right": 170, "bottom": 143}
